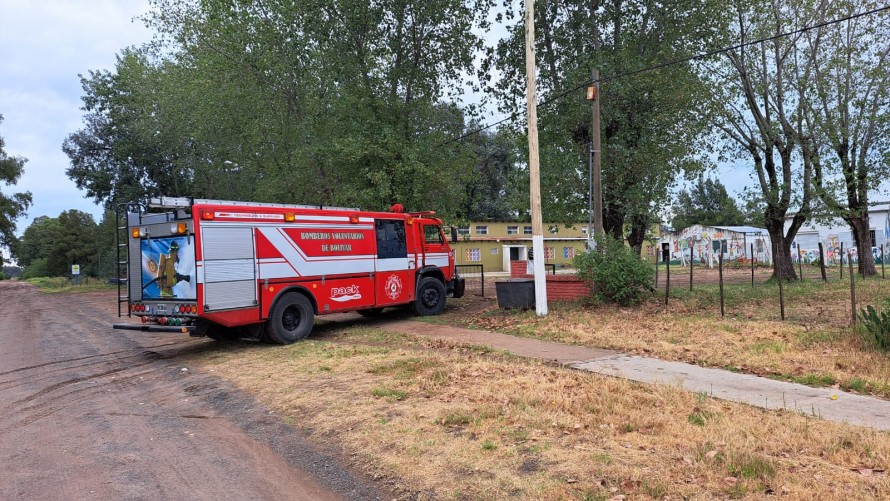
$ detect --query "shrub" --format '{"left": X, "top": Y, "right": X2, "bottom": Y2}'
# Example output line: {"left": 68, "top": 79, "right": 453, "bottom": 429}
{"left": 858, "top": 304, "right": 890, "bottom": 351}
{"left": 20, "top": 258, "right": 50, "bottom": 279}
{"left": 574, "top": 235, "right": 654, "bottom": 305}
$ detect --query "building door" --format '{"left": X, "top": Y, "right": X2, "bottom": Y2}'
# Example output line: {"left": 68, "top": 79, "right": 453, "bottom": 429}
{"left": 509, "top": 247, "right": 520, "bottom": 261}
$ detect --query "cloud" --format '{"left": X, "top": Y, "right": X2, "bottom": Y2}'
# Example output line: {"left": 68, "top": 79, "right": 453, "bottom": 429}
{"left": 0, "top": 0, "right": 153, "bottom": 235}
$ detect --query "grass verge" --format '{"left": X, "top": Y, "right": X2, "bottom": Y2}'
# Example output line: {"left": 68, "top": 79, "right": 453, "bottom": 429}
{"left": 187, "top": 326, "right": 890, "bottom": 500}
{"left": 26, "top": 276, "right": 116, "bottom": 293}
{"left": 457, "top": 276, "right": 890, "bottom": 399}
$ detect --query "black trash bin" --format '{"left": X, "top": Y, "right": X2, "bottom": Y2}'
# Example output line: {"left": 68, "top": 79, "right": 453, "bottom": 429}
{"left": 495, "top": 279, "right": 536, "bottom": 309}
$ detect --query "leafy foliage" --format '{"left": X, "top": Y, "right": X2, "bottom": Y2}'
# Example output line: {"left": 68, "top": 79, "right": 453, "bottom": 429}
{"left": 671, "top": 177, "right": 745, "bottom": 230}
{"left": 0, "top": 114, "right": 33, "bottom": 267}
{"left": 486, "top": 0, "right": 720, "bottom": 245}
{"left": 14, "top": 211, "right": 101, "bottom": 278}
{"left": 859, "top": 304, "right": 890, "bottom": 352}
{"left": 574, "top": 236, "right": 654, "bottom": 305}
{"left": 64, "top": 0, "right": 494, "bottom": 216}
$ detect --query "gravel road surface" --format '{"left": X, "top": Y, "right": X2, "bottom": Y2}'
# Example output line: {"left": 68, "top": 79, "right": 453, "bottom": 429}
{"left": 0, "top": 281, "right": 385, "bottom": 500}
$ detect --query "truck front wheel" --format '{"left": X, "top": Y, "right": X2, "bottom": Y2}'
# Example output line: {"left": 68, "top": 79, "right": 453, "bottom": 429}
{"left": 265, "top": 292, "right": 315, "bottom": 344}
{"left": 413, "top": 277, "right": 446, "bottom": 316}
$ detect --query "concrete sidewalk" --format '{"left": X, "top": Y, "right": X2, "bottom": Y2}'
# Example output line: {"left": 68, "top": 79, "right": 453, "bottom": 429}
{"left": 384, "top": 319, "right": 890, "bottom": 431}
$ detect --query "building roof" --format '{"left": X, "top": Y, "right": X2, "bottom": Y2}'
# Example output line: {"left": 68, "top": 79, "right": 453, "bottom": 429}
{"left": 712, "top": 225, "right": 768, "bottom": 234}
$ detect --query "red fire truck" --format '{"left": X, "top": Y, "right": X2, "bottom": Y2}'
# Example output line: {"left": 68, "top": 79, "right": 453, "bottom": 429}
{"left": 113, "top": 197, "right": 465, "bottom": 343}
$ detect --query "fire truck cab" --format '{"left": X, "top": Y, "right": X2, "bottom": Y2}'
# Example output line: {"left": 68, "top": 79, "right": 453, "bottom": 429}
{"left": 114, "top": 197, "right": 465, "bottom": 343}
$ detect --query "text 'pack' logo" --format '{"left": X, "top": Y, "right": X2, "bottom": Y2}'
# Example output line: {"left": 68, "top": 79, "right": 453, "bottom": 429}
{"left": 330, "top": 284, "right": 362, "bottom": 302}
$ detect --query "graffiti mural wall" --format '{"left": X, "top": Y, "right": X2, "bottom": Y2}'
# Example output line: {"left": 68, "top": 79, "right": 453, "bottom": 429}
{"left": 660, "top": 225, "right": 771, "bottom": 267}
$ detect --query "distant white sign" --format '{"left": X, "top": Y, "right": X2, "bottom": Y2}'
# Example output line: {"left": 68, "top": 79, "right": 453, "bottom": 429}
{"left": 71, "top": 265, "right": 80, "bottom": 275}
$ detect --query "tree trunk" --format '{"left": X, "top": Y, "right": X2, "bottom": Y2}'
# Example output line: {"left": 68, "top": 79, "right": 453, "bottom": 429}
{"left": 603, "top": 203, "right": 624, "bottom": 241}
{"left": 765, "top": 218, "right": 798, "bottom": 281}
{"left": 848, "top": 213, "right": 877, "bottom": 276}
{"left": 626, "top": 213, "right": 648, "bottom": 257}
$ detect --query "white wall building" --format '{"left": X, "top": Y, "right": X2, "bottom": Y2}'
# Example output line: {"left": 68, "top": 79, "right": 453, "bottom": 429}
{"left": 783, "top": 204, "right": 890, "bottom": 264}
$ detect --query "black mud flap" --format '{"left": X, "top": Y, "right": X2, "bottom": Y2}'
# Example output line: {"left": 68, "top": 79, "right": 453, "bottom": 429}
{"left": 451, "top": 277, "right": 466, "bottom": 299}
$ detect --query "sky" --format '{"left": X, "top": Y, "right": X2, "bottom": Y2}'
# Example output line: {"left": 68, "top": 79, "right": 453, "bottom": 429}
{"left": 0, "top": 0, "right": 153, "bottom": 242}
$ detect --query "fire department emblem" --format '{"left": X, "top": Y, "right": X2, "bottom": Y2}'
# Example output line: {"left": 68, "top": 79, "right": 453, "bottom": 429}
{"left": 384, "top": 274, "right": 403, "bottom": 300}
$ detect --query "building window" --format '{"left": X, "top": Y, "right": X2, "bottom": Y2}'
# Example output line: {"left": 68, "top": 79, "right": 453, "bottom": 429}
{"left": 523, "top": 226, "right": 532, "bottom": 235}
{"left": 581, "top": 226, "right": 588, "bottom": 235}
{"left": 457, "top": 226, "right": 470, "bottom": 236}
{"left": 507, "top": 225, "right": 518, "bottom": 235}
{"left": 464, "top": 248, "right": 481, "bottom": 262}
{"left": 490, "top": 248, "right": 498, "bottom": 255}
{"left": 563, "top": 247, "right": 575, "bottom": 259}
{"left": 475, "top": 225, "right": 488, "bottom": 235}
{"left": 548, "top": 225, "right": 559, "bottom": 234}
{"left": 545, "top": 247, "right": 555, "bottom": 259}
{"left": 871, "top": 229, "right": 877, "bottom": 245}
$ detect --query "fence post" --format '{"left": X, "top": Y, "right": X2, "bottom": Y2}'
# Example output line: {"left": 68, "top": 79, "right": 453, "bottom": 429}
{"left": 840, "top": 242, "right": 844, "bottom": 280}
{"left": 654, "top": 250, "right": 659, "bottom": 289}
{"left": 775, "top": 243, "right": 785, "bottom": 321}
{"left": 849, "top": 250, "right": 857, "bottom": 326}
{"left": 798, "top": 247, "right": 803, "bottom": 280}
{"left": 665, "top": 255, "right": 670, "bottom": 306}
{"left": 751, "top": 244, "right": 754, "bottom": 289}
{"left": 719, "top": 242, "right": 725, "bottom": 318}
{"left": 481, "top": 265, "right": 485, "bottom": 298}
{"left": 882, "top": 244, "right": 885, "bottom": 279}
{"left": 818, "top": 242, "right": 827, "bottom": 282}
{"left": 689, "top": 247, "right": 693, "bottom": 291}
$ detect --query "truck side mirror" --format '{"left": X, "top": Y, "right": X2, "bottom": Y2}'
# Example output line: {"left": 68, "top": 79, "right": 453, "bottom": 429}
{"left": 450, "top": 226, "right": 458, "bottom": 243}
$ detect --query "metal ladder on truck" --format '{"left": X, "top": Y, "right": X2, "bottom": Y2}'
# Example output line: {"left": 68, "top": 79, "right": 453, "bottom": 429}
{"left": 115, "top": 202, "right": 136, "bottom": 318}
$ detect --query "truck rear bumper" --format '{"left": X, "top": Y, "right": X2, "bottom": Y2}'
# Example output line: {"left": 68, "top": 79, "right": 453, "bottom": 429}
{"left": 113, "top": 323, "right": 195, "bottom": 333}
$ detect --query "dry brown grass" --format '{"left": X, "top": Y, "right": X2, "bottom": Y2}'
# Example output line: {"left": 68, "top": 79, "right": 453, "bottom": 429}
{"left": 459, "top": 275, "right": 890, "bottom": 398}
{"left": 188, "top": 327, "right": 890, "bottom": 500}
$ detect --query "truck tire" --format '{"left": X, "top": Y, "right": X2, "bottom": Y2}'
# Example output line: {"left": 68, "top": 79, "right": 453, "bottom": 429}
{"left": 413, "top": 277, "right": 446, "bottom": 316}
{"left": 357, "top": 307, "right": 385, "bottom": 317}
{"left": 265, "top": 292, "right": 314, "bottom": 344}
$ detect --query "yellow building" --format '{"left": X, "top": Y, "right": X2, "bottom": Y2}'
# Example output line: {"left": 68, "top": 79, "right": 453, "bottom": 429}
{"left": 448, "top": 222, "right": 588, "bottom": 272}
{"left": 448, "top": 222, "right": 659, "bottom": 272}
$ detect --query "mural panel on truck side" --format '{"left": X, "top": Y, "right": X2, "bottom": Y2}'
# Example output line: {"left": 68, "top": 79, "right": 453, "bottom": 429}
{"left": 141, "top": 236, "right": 197, "bottom": 299}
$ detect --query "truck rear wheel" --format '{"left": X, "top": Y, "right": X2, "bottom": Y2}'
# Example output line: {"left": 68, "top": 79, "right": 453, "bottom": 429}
{"left": 413, "top": 277, "right": 446, "bottom": 316}
{"left": 265, "top": 292, "right": 314, "bottom": 344}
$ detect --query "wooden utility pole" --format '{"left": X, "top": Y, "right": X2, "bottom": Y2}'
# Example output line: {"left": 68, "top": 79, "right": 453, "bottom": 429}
{"left": 525, "top": 0, "right": 547, "bottom": 316}
{"left": 588, "top": 69, "right": 604, "bottom": 239}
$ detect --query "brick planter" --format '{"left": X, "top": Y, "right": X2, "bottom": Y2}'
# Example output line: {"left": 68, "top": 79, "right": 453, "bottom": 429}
{"left": 506, "top": 260, "right": 591, "bottom": 301}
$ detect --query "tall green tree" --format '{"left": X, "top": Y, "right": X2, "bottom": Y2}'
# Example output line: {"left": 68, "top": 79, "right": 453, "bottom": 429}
{"left": 486, "top": 0, "right": 719, "bottom": 252}
{"left": 0, "top": 114, "right": 33, "bottom": 267}
{"left": 801, "top": 0, "right": 890, "bottom": 277}
{"left": 15, "top": 211, "right": 100, "bottom": 277}
{"left": 65, "top": 0, "right": 492, "bottom": 217}
{"left": 671, "top": 177, "right": 746, "bottom": 230}
{"left": 710, "top": 0, "right": 820, "bottom": 281}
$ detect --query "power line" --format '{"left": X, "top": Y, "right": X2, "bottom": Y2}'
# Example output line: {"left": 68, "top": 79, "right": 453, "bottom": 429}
{"left": 441, "top": 4, "right": 890, "bottom": 146}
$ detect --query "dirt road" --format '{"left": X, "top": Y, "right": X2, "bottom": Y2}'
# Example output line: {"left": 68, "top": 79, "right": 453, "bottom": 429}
{"left": 0, "top": 281, "right": 384, "bottom": 500}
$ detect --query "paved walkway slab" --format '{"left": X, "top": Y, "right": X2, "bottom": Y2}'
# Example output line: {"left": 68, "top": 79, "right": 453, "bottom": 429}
{"left": 574, "top": 355, "right": 890, "bottom": 431}
{"left": 381, "top": 319, "right": 890, "bottom": 431}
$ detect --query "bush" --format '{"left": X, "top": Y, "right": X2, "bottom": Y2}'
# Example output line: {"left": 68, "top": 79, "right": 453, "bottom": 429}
{"left": 859, "top": 304, "right": 890, "bottom": 351}
{"left": 574, "top": 235, "right": 654, "bottom": 305}
{"left": 20, "top": 258, "right": 50, "bottom": 279}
